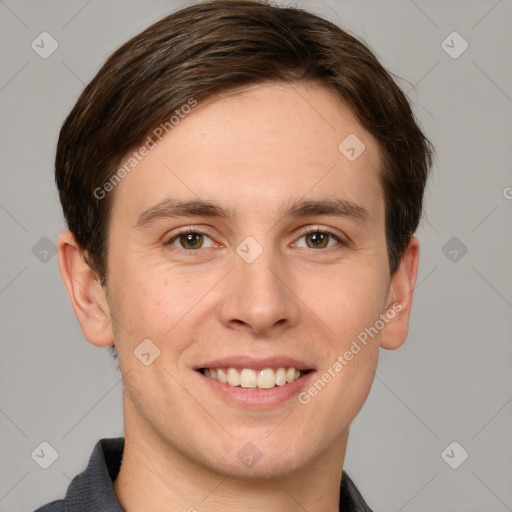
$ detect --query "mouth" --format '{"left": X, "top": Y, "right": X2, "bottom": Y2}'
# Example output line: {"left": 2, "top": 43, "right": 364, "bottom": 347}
{"left": 194, "top": 356, "right": 317, "bottom": 408}
{"left": 197, "top": 367, "right": 313, "bottom": 390}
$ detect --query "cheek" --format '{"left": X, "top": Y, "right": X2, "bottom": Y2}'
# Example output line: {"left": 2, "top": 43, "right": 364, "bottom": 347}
{"left": 312, "top": 267, "right": 386, "bottom": 342}
{"left": 111, "top": 259, "right": 183, "bottom": 327}
{"left": 303, "top": 266, "right": 385, "bottom": 403}
{"left": 111, "top": 267, "right": 214, "bottom": 366}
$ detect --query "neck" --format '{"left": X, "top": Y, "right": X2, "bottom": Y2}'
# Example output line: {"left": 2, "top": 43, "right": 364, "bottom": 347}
{"left": 113, "top": 399, "right": 348, "bottom": 512}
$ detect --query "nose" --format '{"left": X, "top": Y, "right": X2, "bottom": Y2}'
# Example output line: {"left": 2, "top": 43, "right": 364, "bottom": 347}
{"left": 218, "top": 243, "right": 301, "bottom": 337}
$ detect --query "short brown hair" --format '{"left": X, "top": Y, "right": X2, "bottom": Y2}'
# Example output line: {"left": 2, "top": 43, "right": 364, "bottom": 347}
{"left": 55, "top": 0, "right": 433, "bottom": 284}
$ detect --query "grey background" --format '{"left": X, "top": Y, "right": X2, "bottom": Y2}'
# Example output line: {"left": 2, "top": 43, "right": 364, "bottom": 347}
{"left": 1, "top": 0, "right": 511, "bottom": 511}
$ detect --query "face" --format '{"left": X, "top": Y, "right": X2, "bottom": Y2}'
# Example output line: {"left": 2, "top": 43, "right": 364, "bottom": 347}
{"left": 63, "top": 81, "right": 417, "bottom": 479}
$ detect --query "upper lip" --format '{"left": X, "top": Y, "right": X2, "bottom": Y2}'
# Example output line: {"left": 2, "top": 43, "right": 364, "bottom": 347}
{"left": 195, "top": 356, "right": 315, "bottom": 371}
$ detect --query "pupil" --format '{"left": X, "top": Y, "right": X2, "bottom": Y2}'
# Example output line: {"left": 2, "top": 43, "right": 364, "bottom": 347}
{"left": 309, "top": 232, "right": 327, "bottom": 248}
{"left": 183, "top": 233, "right": 201, "bottom": 248}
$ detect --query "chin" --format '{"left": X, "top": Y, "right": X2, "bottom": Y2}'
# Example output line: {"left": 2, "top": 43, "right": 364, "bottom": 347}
{"left": 199, "top": 435, "right": 315, "bottom": 480}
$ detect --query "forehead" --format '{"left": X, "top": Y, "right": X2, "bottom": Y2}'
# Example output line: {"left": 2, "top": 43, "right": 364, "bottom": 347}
{"left": 110, "top": 81, "right": 384, "bottom": 227}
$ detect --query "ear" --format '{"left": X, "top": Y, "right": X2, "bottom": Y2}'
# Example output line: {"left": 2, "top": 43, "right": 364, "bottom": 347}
{"left": 57, "top": 229, "right": 115, "bottom": 347}
{"left": 380, "top": 235, "right": 420, "bottom": 350}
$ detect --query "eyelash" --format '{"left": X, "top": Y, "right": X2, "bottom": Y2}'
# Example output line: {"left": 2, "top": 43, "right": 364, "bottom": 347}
{"left": 164, "top": 226, "right": 347, "bottom": 256}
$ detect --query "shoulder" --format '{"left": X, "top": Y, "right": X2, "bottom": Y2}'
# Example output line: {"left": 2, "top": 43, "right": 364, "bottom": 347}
{"left": 32, "top": 500, "right": 65, "bottom": 512}
{"left": 340, "top": 470, "right": 375, "bottom": 512}
{"left": 31, "top": 437, "right": 125, "bottom": 512}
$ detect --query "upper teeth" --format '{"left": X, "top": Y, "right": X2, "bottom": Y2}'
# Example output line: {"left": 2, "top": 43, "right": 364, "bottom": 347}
{"left": 202, "top": 367, "right": 304, "bottom": 389}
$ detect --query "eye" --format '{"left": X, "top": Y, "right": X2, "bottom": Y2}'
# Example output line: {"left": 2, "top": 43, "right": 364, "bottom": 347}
{"left": 164, "top": 226, "right": 347, "bottom": 255}
{"left": 165, "top": 228, "right": 216, "bottom": 252}
{"left": 292, "top": 227, "right": 346, "bottom": 250}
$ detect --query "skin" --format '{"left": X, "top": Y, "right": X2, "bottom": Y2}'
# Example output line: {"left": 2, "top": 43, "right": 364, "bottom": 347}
{"left": 58, "top": 81, "right": 419, "bottom": 512}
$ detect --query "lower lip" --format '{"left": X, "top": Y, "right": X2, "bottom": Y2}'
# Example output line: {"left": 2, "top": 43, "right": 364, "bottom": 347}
{"left": 195, "top": 370, "right": 317, "bottom": 409}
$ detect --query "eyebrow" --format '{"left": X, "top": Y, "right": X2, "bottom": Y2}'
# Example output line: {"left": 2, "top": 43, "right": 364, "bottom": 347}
{"left": 134, "top": 197, "right": 371, "bottom": 229}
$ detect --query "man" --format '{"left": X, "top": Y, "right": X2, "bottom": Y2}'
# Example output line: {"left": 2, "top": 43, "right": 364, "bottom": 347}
{"left": 35, "top": 0, "right": 433, "bottom": 510}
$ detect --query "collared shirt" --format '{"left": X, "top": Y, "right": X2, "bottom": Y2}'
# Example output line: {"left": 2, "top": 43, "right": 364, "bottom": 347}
{"left": 33, "top": 437, "right": 374, "bottom": 511}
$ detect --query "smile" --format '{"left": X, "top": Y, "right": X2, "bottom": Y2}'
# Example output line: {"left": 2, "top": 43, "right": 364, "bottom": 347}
{"left": 198, "top": 367, "right": 312, "bottom": 390}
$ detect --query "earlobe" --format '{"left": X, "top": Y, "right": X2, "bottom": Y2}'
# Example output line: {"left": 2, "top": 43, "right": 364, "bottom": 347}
{"left": 379, "top": 236, "right": 420, "bottom": 351}
{"left": 57, "top": 230, "right": 115, "bottom": 347}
